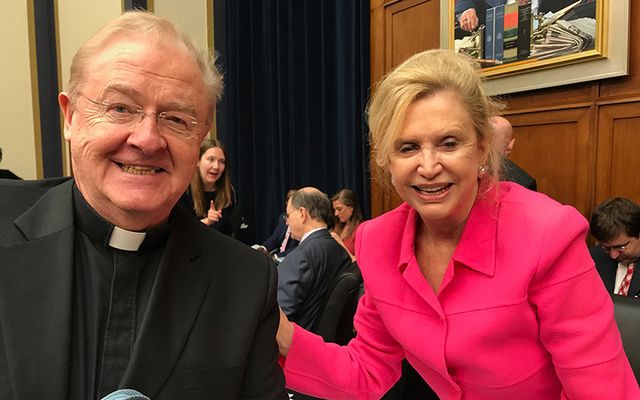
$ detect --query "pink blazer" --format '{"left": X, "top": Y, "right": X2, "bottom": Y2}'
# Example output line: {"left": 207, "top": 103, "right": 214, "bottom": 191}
{"left": 283, "top": 182, "right": 639, "bottom": 399}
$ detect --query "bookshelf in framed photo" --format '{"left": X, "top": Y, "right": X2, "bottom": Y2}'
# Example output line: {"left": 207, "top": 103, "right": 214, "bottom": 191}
{"left": 442, "top": 0, "right": 630, "bottom": 95}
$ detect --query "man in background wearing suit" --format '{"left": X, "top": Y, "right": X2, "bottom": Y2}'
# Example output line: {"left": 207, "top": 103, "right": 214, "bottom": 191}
{"left": 254, "top": 189, "right": 299, "bottom": 258}
{"left": 590, "top": 197, "right": 640, "bottom": 298}
{"left": 0, "top": 11, "right": 286, "bottom": 400}
{"left": 277, "top": 187, "right": 352, "bottom": 331}
{"left": 492, "top": 116, "right": 537, "bottom": 191}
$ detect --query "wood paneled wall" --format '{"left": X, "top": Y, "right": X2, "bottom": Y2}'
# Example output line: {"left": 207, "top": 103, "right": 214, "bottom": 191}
{"left": 370, "top": 0, "right": 640, "bottom": 223}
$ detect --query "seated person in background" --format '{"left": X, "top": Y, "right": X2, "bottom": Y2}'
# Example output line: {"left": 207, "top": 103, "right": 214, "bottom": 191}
{"left": 492, "top": 116, "right": 537, "bottom": 191}
{"left": 179, "top": 138, "right": 238, "bottom": 236}
{"left": 331, "top": 188, "right": 364, "bottom": 258}
{"left": 255, "top": 189, "right": 300, "bottom": 258}
{"left": 590, "top": 197, "right": 640, "bottom": 297}
{"left": 0, "top": 147, "right": 21, "bottom": 180}
{"left": 277, "top": 187, "right": 352, "bottom": 330}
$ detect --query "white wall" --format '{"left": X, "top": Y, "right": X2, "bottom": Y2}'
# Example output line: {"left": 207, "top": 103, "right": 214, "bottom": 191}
{"left": 154, "top": 0, "right": 212, "bottom": 51}
{"left": 0, "top": 2, "right": 38, "bottom": 179}
{"left": 57, "top": 1, "right": 122, "bottom": 93}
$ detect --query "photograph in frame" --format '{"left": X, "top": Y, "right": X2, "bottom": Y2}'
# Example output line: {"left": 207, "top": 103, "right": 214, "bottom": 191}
{"left": 441, "top": 0, "right": 629, "bottom": 95}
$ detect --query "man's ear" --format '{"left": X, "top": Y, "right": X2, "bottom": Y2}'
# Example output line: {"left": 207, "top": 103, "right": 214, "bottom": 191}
{"left": 506, "top": 138, "right": 515, "bottom": 156}
{"left": 58, "top": 92, "right": 74, "bottom": 140}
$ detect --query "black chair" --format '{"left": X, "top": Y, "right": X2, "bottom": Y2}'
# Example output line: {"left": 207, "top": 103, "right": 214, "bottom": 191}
{"left": 288, "top": 263, "right": 363, "bottom": 399}
{"left": 312, "top": 261, "right": 363, "bottom": 345}
{"left": 611, "top": 294, "right": 640, "bottom": 382}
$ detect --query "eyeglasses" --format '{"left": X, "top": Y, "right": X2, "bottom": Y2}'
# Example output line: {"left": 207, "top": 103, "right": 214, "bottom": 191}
{"left": 75, "top": 93, "right": 205, "bottom": 139}
{"left": 597, "top": 238, "right": 634, "bottom": 253}
{"left": 285, "top": 207, "right": 304, "bottom": 220}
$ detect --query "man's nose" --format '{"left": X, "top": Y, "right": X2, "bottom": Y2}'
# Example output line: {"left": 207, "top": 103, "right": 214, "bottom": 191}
{"left": 127, "top": 114, "right": 167, "bottom": 153}
{"left": 609, "top": 249, "right": 622, "bottom": 260}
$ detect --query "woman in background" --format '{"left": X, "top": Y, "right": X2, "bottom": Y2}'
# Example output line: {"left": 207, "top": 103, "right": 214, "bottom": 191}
{"left": 331, "top": 189, "right": 363, "bottom": 257}
{"left": 276, "top": 49, "right": 638, "bottom": 399}
{"left": 180, "top": 138, "right": 237, "bottom": 236}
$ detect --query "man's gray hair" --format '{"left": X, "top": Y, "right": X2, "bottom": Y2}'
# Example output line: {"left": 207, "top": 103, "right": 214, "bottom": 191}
{"left": 290, "top": 189, "right": 333, "bottom": 227}
{"left": 67, "top": 11, "right": 223, "bottom": 120}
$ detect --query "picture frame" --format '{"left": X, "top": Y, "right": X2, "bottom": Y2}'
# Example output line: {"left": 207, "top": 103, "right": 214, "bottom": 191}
{"left": 440, "top": 0, "right": 629, "bottom": 95}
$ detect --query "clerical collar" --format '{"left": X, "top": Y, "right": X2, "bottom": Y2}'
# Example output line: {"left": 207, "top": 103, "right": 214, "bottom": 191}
{"left": 72, "top": 184, "right": 171, "bottom": 252}
{"left": 108, "top": 226, "right": 146, "bottom": 251}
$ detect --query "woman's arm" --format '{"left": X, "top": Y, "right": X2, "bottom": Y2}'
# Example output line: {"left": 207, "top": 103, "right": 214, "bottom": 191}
{"left": 528, "top": 206, "right": 639, "bottom": 399}
{"left": 279, "top": 291, "right": 405, "bottom": 399}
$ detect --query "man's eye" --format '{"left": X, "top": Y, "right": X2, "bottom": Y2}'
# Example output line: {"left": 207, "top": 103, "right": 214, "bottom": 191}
{"left": 109, "top": 103, "right": 135, "bottom": 114}
{"left": 162, "top": 112, "right": 189, "bottom": 128}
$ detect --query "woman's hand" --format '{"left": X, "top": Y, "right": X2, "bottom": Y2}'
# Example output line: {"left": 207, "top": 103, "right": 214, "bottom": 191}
{"left": 201, "top": 200, "right": 222, "bottom": 225}
{"left": 276, "top": 307, "right": 294, "bottom": 357}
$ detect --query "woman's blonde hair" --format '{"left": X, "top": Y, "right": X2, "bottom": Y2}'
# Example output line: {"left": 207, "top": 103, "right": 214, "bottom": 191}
{"left": 367, "top": 49, "right": 503, "bottom": 188}
{"left": 191, "top": 138, "right": 234, "bottom": 217}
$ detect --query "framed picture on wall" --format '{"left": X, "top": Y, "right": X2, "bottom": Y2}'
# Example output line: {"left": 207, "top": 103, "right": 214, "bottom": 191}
{"left": 440, "top": 0, "right": 630, "bottom": 95}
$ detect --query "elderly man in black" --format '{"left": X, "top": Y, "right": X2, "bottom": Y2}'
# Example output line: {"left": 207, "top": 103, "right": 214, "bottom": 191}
{"left": 0, "top": 11, "right": 286, "bottom": 400}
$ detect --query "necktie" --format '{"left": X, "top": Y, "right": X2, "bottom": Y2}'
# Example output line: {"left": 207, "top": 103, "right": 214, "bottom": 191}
{"left": 279, "top": 227, "right": 291, "bottom": 253}
{"left": 619, "top": 262, "right": 636, "bottom": 296}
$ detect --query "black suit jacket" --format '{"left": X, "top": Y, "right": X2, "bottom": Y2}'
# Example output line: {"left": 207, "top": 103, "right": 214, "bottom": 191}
{"left": 589, "top": 245, "right": 640, "bottom": 298}
{"left": 277, "top": 229, "right": 352, "bottom": 330}
{"left": 503, "top": 159, "right": 537, "bottom": 191}
{"left": 0, "top": 170, "right": 20, "bottom": 179}
{"left": 0, "top": 178, "right": 286, "bottom": 399}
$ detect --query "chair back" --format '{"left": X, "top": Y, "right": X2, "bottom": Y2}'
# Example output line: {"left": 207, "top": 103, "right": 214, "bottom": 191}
{"left": 611, "top": 294, "right": 640, "bottom": 381}
{"left": 312, "top": 261, "right": 363, "bottom": 345}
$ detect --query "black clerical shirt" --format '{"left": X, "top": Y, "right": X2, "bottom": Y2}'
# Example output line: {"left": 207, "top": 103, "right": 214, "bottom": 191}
{"left": 69, "top": 186, "right": 169, "bottom": 399}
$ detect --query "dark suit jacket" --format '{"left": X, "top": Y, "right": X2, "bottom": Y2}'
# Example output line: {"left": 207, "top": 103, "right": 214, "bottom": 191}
{"left": 503, "top": 159, "right": 537, "bottom": 191}
{"left": 262, "top": 214, "right": 299, "bottom": 257}
{"left": 0, "top": 178, "right": 286, "bottom": 400}
{"left": 454, "top": 0, "right": 506, "bottom": 21}
{"left": 277, "top": 229, "right": 351, "bottom": 330}
{"left": 589, "top": 245, "right": 640, "bottom": 298}
{"left": 0, "top": 169, "right": 20, "bottom": 180}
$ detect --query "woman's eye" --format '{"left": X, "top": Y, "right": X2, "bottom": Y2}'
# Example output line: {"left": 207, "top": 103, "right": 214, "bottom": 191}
{"left": 441, "top": 139, "right": 458, "bottom": 149}
{"left": 398, "top": 143, "right": 418, "bottom": 153}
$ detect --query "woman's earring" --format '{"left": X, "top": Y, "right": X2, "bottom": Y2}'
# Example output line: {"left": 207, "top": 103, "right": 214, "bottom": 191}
{"left": 478, "top": 164, "right": 487, "bottom": 179}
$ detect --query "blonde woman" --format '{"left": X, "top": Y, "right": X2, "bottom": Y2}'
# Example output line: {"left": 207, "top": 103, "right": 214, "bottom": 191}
{"left": 276, "top": 49, "right": 638, "bottom": 399}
